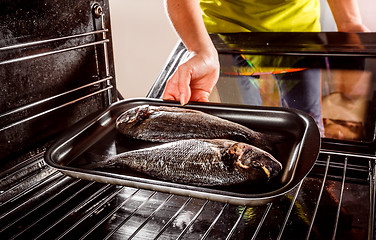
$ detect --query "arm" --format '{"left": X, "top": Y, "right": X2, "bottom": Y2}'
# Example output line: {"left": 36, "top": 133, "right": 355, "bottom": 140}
{"left": 163, "top": 0, "right": 219, "bottom": 105}
{"left": 327, "top": 0, "right": 370, "bottom": 32}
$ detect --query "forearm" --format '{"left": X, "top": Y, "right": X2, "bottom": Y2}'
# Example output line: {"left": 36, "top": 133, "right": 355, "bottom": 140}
{"left": 165, "top": 0, "right": 215, "bottom": 53}
{"left": 327, "top": 0, "right": 369, "bottom": 32}
{"left": 163, "top": 0, "right": 220, "bottom": 105}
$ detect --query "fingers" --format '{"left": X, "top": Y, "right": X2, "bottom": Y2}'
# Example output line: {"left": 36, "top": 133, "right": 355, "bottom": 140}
{"left": 177, "top": 65, "right": 192, "bottom": 105}
{"left": 162, "top": 50, "right": 219, "bottom": 105}
{"left": 162, "top": 72, "right": 178, "bottom": 101}
{"left": 190, "top": 91, "right": 210, "bottom": 102}
{"left": 162, "top": 63, "right": 192, "bottom": 105}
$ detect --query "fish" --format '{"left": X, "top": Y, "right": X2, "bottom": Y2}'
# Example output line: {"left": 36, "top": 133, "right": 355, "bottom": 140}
{"left": 116, "top": 105, "right": 276, "bottom": 152}
{"left": 86, "top": 139, "right": 283, "bottom": 186}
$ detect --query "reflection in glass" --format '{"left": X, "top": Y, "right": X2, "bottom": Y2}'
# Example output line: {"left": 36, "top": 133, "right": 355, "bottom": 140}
{"left": 210, "top": 53, "right": 376, "bottom": 141}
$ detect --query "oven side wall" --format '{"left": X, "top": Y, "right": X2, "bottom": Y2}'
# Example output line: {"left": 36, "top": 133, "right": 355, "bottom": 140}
{"left": 0, "top": 0, "right": 116, "bottom": 164}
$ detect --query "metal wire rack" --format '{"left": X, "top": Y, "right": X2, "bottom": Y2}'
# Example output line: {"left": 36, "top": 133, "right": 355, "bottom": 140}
{"left": 0, "top": 3, "right": 116, "bottom": 163}
{"left": 0, "top": 150, "right": 374, "bottom": 240}
{"left": 0, "top": 21, "right": 114, "bottom": 124}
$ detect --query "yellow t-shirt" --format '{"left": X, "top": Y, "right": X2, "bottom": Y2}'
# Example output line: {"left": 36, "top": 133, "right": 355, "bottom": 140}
{"left": 200, "top": 0, "right": 321, "bottom": 33}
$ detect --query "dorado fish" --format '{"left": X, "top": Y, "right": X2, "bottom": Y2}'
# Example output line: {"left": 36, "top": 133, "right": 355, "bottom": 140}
{"left": 116, "top": 105, "right": 276, "bottom": 152}
{"left": 87, "top": 139, "right": 282, "bottom": 186}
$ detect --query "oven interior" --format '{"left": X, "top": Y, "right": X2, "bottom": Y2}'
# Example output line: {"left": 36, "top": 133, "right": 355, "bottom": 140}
{"left": 1, "top": 1, "right": 376, "bottom": 240}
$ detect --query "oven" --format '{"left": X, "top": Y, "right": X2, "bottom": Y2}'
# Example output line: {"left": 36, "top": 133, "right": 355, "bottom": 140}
{"left": 1, "top": 1, "right": 375, "bottom": 239}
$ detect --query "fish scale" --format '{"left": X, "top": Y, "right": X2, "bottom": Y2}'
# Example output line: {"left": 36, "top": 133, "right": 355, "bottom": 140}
{"left": 116, "top": 105, "right": 275, "bottom": 152}
{"left": 88, "top": 139, "right": 282, "bottom": 186}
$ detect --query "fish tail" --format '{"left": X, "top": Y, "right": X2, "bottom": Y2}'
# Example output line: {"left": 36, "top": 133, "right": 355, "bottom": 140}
{"left": 84, "top": 152, "right": 114, "bottom": 169}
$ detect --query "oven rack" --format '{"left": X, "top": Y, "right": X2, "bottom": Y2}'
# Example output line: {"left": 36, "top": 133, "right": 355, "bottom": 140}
{"left": 0, "top": 75, "right": 113, "bottom": 132}
{"left": 0, "top": 3, "right": 117, "bottom": 163}
{"left": 0, "top": 30, "right": 114, "bottom": 128}
{"left": 0, "top": 30, "right": 109, "bottom": 64}
{"left": 0, "top": 150, "right": 374, "bottom": 239}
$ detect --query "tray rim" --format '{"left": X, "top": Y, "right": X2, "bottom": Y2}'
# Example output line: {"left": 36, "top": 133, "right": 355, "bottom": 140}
{"left": 44, "top": 97, "right": 321, "bottom": 206}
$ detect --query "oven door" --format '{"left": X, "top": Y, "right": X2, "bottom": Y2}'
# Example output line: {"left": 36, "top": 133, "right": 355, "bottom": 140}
{"left": 150, "top": 32, "right": 376, "bottom": 153}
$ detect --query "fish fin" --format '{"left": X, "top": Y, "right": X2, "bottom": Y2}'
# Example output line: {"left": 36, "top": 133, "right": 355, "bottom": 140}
{"left": 222, "top": 151, "right": 235, "bottom": 168}
{"left": 135, "top": 105, "right": 151, "bottom": 121}
{"left": 223, "top": 143, "right": 244, "bottom": 167}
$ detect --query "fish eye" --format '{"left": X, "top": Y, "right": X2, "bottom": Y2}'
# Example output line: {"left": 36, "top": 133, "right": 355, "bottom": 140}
{"left": 116, "top": 113, "right": 127, "bottom": 125}
{"left": 251, "top": 161, "right": 261, "bottom": 167}
{"left": 123, "top": 116, "right": 130, "bottom": 122}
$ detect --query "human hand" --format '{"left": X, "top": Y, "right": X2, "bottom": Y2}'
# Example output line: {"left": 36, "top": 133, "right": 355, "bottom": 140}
{"left": 162, "top": 49, "right": 220, "bottom": 105}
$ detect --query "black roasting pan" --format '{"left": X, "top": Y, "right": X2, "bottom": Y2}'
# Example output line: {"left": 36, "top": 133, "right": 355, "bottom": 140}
{"left": 45, "top": 98, "right": 321, "bottom": 206}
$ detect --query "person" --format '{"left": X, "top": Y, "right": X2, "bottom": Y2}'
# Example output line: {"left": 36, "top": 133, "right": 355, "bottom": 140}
{"left": 162, "top": 0, "right": 370, "bottom": 106}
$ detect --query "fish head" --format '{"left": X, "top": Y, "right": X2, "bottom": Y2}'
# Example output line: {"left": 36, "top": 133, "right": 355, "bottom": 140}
{"left": 231, "top": 143, "right": 283, "bottom": 180}
{"left": 116, "top": 105, "right": 151, "bottom": 130}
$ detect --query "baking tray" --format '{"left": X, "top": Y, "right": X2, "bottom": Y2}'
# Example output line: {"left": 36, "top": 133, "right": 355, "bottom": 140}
{"left": 45, "top": 98, "right": 321, "bottom": 206}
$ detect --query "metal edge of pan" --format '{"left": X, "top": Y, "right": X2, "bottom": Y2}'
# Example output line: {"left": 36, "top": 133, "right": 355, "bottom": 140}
{"left": 45, "top": 97, "right": 321, "bottom": 206}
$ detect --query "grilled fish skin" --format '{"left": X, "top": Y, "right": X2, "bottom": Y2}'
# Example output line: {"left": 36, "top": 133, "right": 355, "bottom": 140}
{"left": 116, "top": 105, "right": 275, "bottom": 152}
{"left": 87, "top": 139, "right": 283, "bottom": 186}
